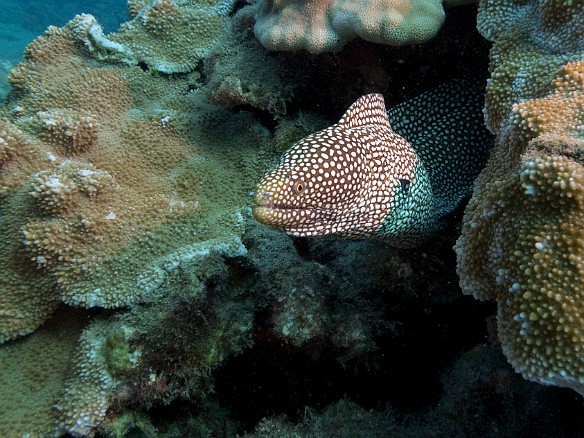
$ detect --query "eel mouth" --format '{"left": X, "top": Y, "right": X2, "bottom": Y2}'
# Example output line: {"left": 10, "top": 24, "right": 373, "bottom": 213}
{"left": 253, "top": 204, "right": 306, "bottom": 225}
{"left": 253, "top": 203, "right": 334, "bottom": 228}
{"left": 254, "top": 203, "right": 301, "bottom": 211}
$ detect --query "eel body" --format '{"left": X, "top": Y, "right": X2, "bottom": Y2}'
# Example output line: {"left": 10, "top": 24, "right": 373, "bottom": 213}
{"left": 253, "top": 82, "right": 492, "bottom": 248}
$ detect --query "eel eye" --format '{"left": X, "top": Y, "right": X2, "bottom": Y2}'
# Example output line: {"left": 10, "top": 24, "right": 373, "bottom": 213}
{"left": 293, "top": 179, "right": 305, "bottom": 194}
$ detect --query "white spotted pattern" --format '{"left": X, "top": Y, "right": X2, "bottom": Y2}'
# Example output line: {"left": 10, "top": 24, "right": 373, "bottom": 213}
{"left": 253, "top": 84, "right": 493, "bottom": 248}
{"left": 253, "top": 94, "right": 436, "bottom": 246}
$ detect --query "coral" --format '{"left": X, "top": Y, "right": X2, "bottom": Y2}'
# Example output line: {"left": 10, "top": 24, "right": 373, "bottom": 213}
{"left": 37, "top": 109, "right": 99, "bottom": 154}
{"left": 244, "top": 345, "right": 583, "bottom": 438}
{"left": 0, "top": 308, "right": 89, "bottom": 437}
{"left": 244, "top": 226, "right": 391, "bottom": 361}
{"left": 477, "top": 0, "right": 584, "bottom": 135}
{"left": 0, "top": 121, "right": 21, "bottom": 166}
{"left": 455, "top": 0, "right": 584, "bottom": 395}
{"left": 254, "top": 0, "right": 452, "bottom": 53}
{"left": 115, "top": 251, "right": 254, "bottom": 409}
{"left": 80, "top": 0, "right": 234, "bottom": 74}
{"left": 0, "top": 13, "right": 274, "bottom": 342}
{"left": 54, "top": 318, "right": 118, "bottom": 437}
{"left": 0, "top": 235, "right": 252, "bottom": 437}
{"left": 246, "top": 398, "right": 394, "bottom": 437}
{"left": 28, "top": 161, "right": 113, "bottom": 215}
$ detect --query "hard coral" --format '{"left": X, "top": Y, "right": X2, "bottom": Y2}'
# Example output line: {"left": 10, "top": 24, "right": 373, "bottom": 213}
{"left": 28, "top": 162, "right": 112, "bottom": 215}
{"left": 254, "top": 0, "right": 450, "bottom": 53}
{"left": 204, "top": 4, "right": 300, "bottom": 118}
{"left": 455, "top": 0, "right": 584, "bottom": 395}
{"left": 54, "top": 318, "right": 119, "bottom": 437}
{"left": 0, "top": 12, "right": 274, "bottom": 342}
{"left": 37, "top": 109, "right": 98, "bottom": 155}
{"left": 0, "top": 308, "right": 89, "bottom": 437}
{"left": 83, "top": 0, "right": 233, "bottom": 74}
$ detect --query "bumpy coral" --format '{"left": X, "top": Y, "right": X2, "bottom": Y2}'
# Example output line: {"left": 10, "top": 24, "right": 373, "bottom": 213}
{"left": 254, "top": 0, "right": 450, "bottom": 53}
{"left": 0, "top": 13, "right": 273, "bottom": 342}
{"left": 477, "top": 0, "right": 584, "bottom": 135}
{"left": 0, "top": 121, "right": 23, "bottom": 167}
{"left": 54, "top": 319, "right": 119, "bottom": 437}
{"left": 455, "top": 0, "right": 584, "bottom": 395}
{"left": 28, "top": 162, "right": 113, "bottom": 215}
{"left": 511, "top": 61, "right": 584, "bottom": 140}
{"left": 37, "top": 109, "right": 98, "bottom": 154}
{"left": 457, "top": 139, "right": 584, "bottom": 394}
{"left": 0, "top": 308, "right": 88, "bottom": 437}
{"left": 80, "top": 0, "right": 233, "bottom": 73}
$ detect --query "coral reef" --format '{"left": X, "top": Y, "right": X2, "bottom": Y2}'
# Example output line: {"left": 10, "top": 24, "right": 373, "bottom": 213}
{"left": 0, "top": 308, "right": 89, "bottom": 437}
{"left": 0, "top": 13, "right": 271, "bottom": 342}
{"left": 83, "top": 0, "right": 233, "bottom": 74}
{"left": 203, "top": 5, "right": 301, "bottom": 118}
{"left": 54, "top": 318, "right": 118, "bottom": 437}
{"left": 455, "top": 0, "right": 584, "bottom": 395}
{"left": 244, "top": 226, "right": 393, "bottom": 362}
{"left": 243, "top": 345, "right": 584, "bottom": 437}
{"left": 1, "top": 0, "right": 583, "bottom": 436}
{"left": 51, "top": 247, "right": 252, "bottom": 437}
{"left": 254, "top": 0, "right": 465, "bottom": 53}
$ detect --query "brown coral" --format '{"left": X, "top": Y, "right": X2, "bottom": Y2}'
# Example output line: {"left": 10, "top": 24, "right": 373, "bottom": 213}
{"left": 0, "top": 308, "right": 89, "bottom": 437}
{"left": 54, "top": 319, "right": 117, "bottom": 437}
{"left": 456, "top": 0, "right": 584, "bottom": 395}
{"left": 0, "top": 12, "right": 274, "bottom": 342}
{"left": 87, "top": 0, "right": 231, "bottom": 73}
{"left": 37, "top": 109, "right": 99, "bottom": 154}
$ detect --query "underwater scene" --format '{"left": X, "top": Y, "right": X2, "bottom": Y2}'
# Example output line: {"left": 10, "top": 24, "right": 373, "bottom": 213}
{"left": 0, "top": 0, "right": 583, "bottom": 436}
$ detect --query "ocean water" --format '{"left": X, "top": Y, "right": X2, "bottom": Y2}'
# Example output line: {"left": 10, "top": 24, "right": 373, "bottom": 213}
{"left": 0, "top": 0, "right": 126, "bottom": 100}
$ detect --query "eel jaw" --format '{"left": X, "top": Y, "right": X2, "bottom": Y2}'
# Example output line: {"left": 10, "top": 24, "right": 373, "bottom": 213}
{"left": 252, "top": 203, "right": 308, "bottom": 227}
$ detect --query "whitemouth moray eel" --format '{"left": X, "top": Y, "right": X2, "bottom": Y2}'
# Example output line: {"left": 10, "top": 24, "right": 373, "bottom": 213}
{"left": 253, "top": 81, "right": 493, "bottom": 247}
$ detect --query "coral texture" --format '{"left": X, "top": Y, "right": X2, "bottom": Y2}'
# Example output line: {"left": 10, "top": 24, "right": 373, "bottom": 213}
{"left": 455, "top": 0, "right": 584, "bottom": 395}
{"left": 0, "top": 308, "right": 88, "bottom": 437}
{"left": 204, "top": 5, "right": 300, "bottom": 118}
{"left": 110, "top": 0, "right": 229, "bottom": 73}
{"left": 54, "top": 318, "right": 117, "bottom": 437}
{"left": 83, "top": 0, "right": 233, "bottom": 73}
{"left": 254, "top": 0, "right": 449, "bottom": 53}
{"left": 0, "top": 13, "right": 271, "bottom": 343}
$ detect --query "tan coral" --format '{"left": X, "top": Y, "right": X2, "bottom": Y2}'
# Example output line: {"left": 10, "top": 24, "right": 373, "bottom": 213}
{"left": 254, "top": 0, "right": 451, "bottom": 53}
{"left": 0, "top": 121, "right": 48, "bottom": 193}
{"left": 0, "top": 308, "right": 89, "bottom": 437}
{"left": 0, "top": 121, "right": 23, "bottom": 167}
{"left": 54, "top": 319, "right": 118, "bottom": 437}
{"left": 28, "top": 162, "right": 113, "bottom": 215}
{"left": 85, "top": 0, "right": 231, "bottom": 73}
{"left": 127, "top": 0, "right": 151, "bottom": 19}
{"left": 511, "top": 61, "right": 584, "bottom": 140}
{"left": 0, "top": 13, "right": 273, "bottom": 341}
{"left": 457, "top": 141, "right": 584, "bottom": 394}
{"left": 456, "top": 0, "right": 584, "bottom": 395}
{"left": 37, "top": 109, "right": 99, "bottom": 155}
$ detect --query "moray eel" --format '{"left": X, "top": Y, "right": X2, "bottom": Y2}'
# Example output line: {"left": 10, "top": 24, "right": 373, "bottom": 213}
{"left": 253, "top": 81, "right": 493, "bottom": 248}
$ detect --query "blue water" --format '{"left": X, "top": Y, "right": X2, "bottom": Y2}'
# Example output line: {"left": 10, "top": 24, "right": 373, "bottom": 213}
{"left": 0, "top": 0, "right": 127, "bottom": 100}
